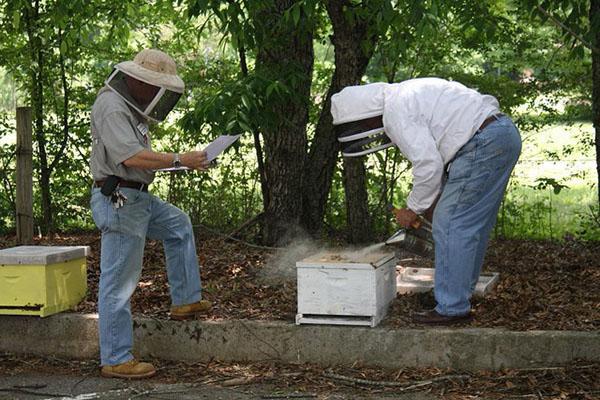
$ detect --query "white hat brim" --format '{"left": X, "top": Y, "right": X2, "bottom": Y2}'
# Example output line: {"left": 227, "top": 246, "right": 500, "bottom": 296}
{"left": 116, "top": 61, "right": 184, "bottom": 93}
{"left": 342, "top": 141, "right": 394, "bottom": 157}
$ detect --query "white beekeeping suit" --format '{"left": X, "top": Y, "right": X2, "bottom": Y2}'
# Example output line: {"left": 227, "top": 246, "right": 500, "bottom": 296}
{"left": 331, "top": 78, "right": 499, "bottom": 214}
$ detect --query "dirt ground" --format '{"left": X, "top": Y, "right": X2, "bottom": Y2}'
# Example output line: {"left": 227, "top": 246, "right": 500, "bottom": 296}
{"left": 0, "top": 231, "right": 598, "bottom": 331}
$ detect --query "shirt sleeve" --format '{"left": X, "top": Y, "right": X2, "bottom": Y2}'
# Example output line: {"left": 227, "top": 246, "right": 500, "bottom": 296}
{"left": 97, "top": 110, "right": 146, "bottom": 166}
{"left": 383, "top": 95, "right": 444, "bottom": 214}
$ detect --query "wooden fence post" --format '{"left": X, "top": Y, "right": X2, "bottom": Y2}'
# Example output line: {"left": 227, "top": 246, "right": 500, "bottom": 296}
{"left": 16, "top": 107, "right": 33, "bottom": 245}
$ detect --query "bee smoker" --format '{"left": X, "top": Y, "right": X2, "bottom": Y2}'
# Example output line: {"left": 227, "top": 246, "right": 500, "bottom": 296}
{"left": 385, "top": 206, "right": 434, "bottom": 259}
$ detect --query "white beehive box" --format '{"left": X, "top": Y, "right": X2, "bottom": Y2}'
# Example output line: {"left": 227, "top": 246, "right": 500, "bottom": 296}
{"left": 396, "top": 266, "right": 500, "bottom": 297}
{"left": 296, "top": 251, "right": 397, "bottom": 327}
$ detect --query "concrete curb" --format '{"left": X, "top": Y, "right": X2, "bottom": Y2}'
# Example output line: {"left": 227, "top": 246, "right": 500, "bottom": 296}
{"left": 1, "top": 314, "right": 598, "bottom": 371}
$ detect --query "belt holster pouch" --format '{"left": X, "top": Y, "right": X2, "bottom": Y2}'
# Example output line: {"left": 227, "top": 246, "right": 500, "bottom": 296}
{"left": 100, "top": 175, "right": 120, "bottom": 197}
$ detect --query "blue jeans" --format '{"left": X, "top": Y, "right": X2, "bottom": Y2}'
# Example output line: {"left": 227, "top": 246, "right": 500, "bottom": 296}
{"left": 432, "top": 115, "right": 521, "bottom": 316}
{"left": 90, "top": 187, "right": 202, "bottom": 366}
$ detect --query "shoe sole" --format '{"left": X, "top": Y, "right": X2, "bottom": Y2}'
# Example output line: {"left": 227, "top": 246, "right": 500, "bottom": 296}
{"left": 169, "top": 311, "right": 209, "bottom": 321}
{"left": 101, "top": 370, "right": 156, "bottom": 379}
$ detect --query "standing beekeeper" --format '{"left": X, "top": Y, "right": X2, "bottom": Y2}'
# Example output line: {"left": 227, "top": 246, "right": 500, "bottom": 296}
{"left": 90, "top": 49, "right": 212, "bottom": 378}
{"left": 331, "top": 78, "right": 522, "bottom": 325}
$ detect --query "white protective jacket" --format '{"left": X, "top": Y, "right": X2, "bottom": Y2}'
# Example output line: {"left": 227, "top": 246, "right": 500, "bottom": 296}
{"left": 331, "top": 78, "right": 500, "bottom": 214}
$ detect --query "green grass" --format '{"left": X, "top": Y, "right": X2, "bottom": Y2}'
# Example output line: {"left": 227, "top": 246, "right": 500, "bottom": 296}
{"left": 498, "top": 121, "right": 598, "bottom": 240}
{"left": 497, "top": 185, "right": 598, "bottom": 240}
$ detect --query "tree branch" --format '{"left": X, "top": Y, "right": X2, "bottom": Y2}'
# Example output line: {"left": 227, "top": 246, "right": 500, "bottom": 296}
{"left": 323, "top": 370, "right": 470, "bottom": 388}
{"left": 49, "top": 28, "right": 70, "bottom": 172}
{"left": 536, "top": 5, "right": 600, "bottom": 54}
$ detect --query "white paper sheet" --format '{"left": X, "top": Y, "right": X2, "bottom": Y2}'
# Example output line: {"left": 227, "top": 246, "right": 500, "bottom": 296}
{"left": 203, "top": 134, "right": 241, "bottom": 162}
{"left": 155, "top": 134, "right": 241, "bottom": 172}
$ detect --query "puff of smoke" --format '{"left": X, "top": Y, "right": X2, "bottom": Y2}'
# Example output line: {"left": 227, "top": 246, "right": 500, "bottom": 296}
{"left": 258, "top": 235, "right": 393, "bottom": 285}
{"left": 257, "top": 234, "right": 324, "bottom": 285}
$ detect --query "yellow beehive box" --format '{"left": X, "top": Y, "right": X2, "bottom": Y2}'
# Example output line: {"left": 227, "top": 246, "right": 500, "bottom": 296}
{"left": 0, "top": 246, "right": 89, "bottom": 317}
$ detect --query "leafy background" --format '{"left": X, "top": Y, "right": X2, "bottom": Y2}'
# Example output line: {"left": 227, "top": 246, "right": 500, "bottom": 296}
{"left": 0, "top": 0, "right": 598, "bottom": 242}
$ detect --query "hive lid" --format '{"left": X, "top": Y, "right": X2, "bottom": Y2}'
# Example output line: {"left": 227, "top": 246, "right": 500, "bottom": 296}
{"left": 0, "top": 246, "right": 90, "bottom": 265}
{"left": 297, "top": 250, "right": 396, "bottom": 270}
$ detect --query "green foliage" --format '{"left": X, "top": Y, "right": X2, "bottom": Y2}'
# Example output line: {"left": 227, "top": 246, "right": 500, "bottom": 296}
{"left": 522, "top": 0, "right": 592, "bottom": 56}
{"left": 0, "top": 115, "right": 16, "bottom": 232}
{"left": 574, "top": 204, "right": 600, "bottom": 240}
{"left": 152, "top": 139, "right": 263, "bottom": 230}
{"left": 495, "top": 183, "right": 599, "bottom": 240}
{"left": 533, "top": 177, "right": 569, "bottom": 194}
{"left": 0, "top": 0, "right": 595, "bottom": 242}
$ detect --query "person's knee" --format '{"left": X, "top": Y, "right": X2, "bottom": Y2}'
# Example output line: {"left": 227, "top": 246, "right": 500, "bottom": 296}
{"left": 166, "top": 204, "right": 193, "bottom": 230}
{"left": 180, "top": 213, "right": 193, "bottom": 231}
{"left": 171, "top": 211, "right": 193, "bottom": 240}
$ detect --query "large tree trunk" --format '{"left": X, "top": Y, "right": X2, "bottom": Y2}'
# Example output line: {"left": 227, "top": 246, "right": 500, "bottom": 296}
{"left": 342, "top": 158, "right": 373, "bottom": 243}
{"left": 301, "top": 0, "right": 377, "bottom": 241}
{"left": 591, "top": 0, "right": 600, "bottom": 207}
{"left": 253, "top": 0, "right": 314, "bottom": 245}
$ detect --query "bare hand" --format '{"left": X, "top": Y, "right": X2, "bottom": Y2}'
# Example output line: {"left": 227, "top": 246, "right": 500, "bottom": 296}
{"left": 180, "top": 151, "right": 210, "bottom": 171}
{"left": 392, "top": 207, "right": 419, "bottom": 228}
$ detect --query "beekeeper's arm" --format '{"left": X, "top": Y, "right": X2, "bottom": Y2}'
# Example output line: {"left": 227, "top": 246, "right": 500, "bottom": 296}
{"left": 383, "top": 96, "right": 444, "bottom": 216}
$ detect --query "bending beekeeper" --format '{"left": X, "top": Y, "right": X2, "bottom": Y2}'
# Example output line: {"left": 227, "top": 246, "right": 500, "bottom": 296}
{"left": 331, "top": 78, "right": 522, "bottom": 325}
{"left": 90, "top": 49, "right": 211, "bottom": 378}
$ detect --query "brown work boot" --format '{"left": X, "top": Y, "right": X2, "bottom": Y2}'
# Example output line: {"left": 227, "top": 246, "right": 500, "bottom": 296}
{"left": 101, "top": 359, "right": 156, "bottom": 379}
{"left": 170, "top": 300, "right": 212, "bottom": 320}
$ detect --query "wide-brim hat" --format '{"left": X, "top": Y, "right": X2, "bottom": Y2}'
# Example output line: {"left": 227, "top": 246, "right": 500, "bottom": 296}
{"left": 116, "top": 49, "right": 184, "bottom": 93}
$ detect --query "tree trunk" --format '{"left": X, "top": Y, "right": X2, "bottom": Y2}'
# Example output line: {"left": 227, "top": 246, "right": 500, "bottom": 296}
{"left": 24, "top": 1, "right": 53, "bottom": 236}
{"left": 301, "top": 0, "right": 378, "bottom": 240}
{"left": 591, "top": 0, "right": 600, "bottom": 207}
{"left": 253, "top": 0, "right": 314, "bottom": 245}
{"left": 342, "top": 157, "right": 373, "bottom": 243}
{"left": 16, "top": 107, "right": 34, "bottom": 245}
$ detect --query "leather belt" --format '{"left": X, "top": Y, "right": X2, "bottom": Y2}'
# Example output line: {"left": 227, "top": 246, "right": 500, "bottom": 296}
{"left": 94, "top": 179, "right": 148, "bottom": 192}
{"left": 478, "top": 113, "right": 504, "bottom": 132}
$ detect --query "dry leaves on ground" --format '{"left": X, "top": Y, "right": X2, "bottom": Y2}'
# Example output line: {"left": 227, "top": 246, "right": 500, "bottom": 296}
{"left": 0, "top": 233, "right": 598, "bottom": 331}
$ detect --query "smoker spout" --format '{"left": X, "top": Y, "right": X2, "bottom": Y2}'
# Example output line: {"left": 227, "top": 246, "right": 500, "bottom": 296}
{"left": 385, "top": 225, "right": 434, "bottom": 259}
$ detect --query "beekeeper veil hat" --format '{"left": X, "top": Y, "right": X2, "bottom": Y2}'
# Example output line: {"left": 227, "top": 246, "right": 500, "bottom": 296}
{"left": 105, "top": 49, "right": 185, "bottom": 122}
{"left": 330, "top": 82, "right": 393, "bottom": 157}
